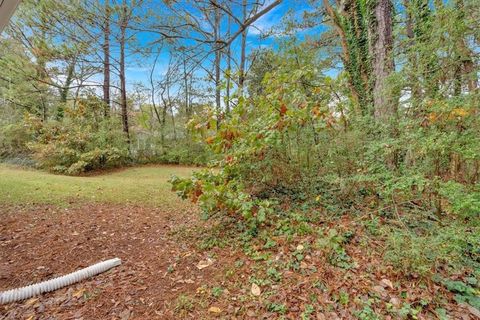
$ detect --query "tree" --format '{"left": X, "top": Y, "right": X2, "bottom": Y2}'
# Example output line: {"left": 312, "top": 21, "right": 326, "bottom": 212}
{"left": 323, "top": 0, "right": 373, "bottom": 115}
{"left": 323, "top": 0, "right": 396, "bottom": 120}
{"left": 372, "top": 0, "right": 395, "bottom": 120}
{"left": 103, "top": 1, "right": 111, "bottom": 117}
{"left": 214, "top": 4, "right": 222, "bottom": 129}
{"left": 238, "top": 0, "right": 248, "bottom": 93}
{"left": 119, "top": 0, "right": 131, "bottom": 143}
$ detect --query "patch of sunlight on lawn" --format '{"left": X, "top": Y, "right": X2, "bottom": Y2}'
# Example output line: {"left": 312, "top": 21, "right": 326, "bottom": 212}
{"left": 0, "top": 164, "right": 196, "bottom": 208}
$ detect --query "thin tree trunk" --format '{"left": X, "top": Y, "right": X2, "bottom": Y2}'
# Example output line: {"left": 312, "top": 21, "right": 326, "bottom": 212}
{"left": 404, "top": 0, "right": 420, "bottom": 109}
{"left": 41, "top": 97, "right": 47, "bottom": 121}
{"left": 103, "top": 1, "right": 111, "bottom": 118}
{"left": 159, "top": 87, "right": 168, "bottom": 147}
{"left": 238, "top": 0, "right": 247, "bottom": 94}
{"left": 119, "top": 1, "right": 130, "bottom": 144}
{"left": 167, "top": 84, "right": 177, "bottom": 142}
{"left": 225, "top": 14, "right": 231, "bottom": 115}
{"left": 150, "top": 50, "right": 162, "bottom": 126}
{"left": 455, "top": 0, "right": 478, "bottom": 94}
{"left": 183, "top": 59, "right": 190, "bottom": 119}
{"left": 57, "top": 58, "right": 76, "bottom": 119}
{"left": 37, "top": 17, "right": 49, "bottom": 121}
{"left": 214, "top": 5, "right": 222, "bottom": 130}
{"left": 171, "top": 105, "right": 177, "bottom": 141}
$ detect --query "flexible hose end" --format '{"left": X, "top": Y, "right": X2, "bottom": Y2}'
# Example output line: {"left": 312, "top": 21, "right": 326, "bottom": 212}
{"left": 0, "top": 258, "right": 122, "bottom": 304}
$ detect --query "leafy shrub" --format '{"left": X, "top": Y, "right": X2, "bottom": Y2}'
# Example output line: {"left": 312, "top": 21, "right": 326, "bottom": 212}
{"left": 0, "top": 122, "right": 31, "bottom": 159}
{"left": 316, "top": 228, "right": 355, "bottom": 269}
{"left": 384, "top": 222, "right": 480, "bottom": 276}
{"left": 434, "top": 277, "right": 480, "bottom": 310}
{"left": 130, "top": 131, "right": 214, "bottom": 166}
{"left": 171, "top": 168, "right": 274, "bottom": 227}
{"left": 439, "top": 181, "right": 480, "bottom": 218}
{"left": 26, "top": 102, "right": 129, "bottom": 175}
{"left": 158, "top": 142, "right": 213, "bottom": 166}
{"left": 170, "top": 41, "right": 479, "bottom": 285}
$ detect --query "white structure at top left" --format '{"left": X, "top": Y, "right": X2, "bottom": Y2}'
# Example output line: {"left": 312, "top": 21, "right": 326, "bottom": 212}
{"left": 0, "top": 0, "right": 22, "bottom": 33}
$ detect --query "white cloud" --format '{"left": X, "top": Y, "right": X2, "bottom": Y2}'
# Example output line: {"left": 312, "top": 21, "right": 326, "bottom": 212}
{"left": 127, "top": 66, "right": 152, "bottom": 72}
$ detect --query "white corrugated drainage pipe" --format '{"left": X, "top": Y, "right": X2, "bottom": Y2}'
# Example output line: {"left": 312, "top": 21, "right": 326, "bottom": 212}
{"left": 0, "top": 258, "right": 121, "bottom": 304}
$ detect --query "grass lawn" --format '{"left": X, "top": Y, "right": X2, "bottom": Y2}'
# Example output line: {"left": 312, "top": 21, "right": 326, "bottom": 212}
{"left": 0, "top": 164, "right": 196, "bottom": 208}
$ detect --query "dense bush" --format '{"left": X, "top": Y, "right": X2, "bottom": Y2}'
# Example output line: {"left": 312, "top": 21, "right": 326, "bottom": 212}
{"left": 0, "top": 122, "right": 31, "bottom": 159}
{"left": 133, "top": 136, "right": 213, "bottom": 166}
{"left": 158, "top": 142, "right": 213, "bottom": 166}
{"left": 384, "top": 221, "right": 480, "bottom": 276}
{"left": 0, "top": 103, "right": 214, "bottom": 174}
{"left": 171, "top": 41, "right": 480, "bottom": 277}
{"left": 26, "top": 102, "right": 130, "bottom": 175}
{"left": 174, "top": 40, "right": 480, "bottom": 213}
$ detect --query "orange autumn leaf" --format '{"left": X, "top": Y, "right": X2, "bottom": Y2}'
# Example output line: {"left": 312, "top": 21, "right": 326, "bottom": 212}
{"left": 312, "top": 106, "right": 321, "bottom": 118}
{"left": 450, "top": 107, "right": 469, "bottom": 118}
{"left": 205, "top": 136, "right": 215, "bottom": 144}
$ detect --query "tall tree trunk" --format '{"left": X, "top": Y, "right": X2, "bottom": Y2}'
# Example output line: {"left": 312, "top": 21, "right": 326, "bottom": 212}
{"left": 372, "top": 0, "right": 395, "bottom": 120}
{"left": 414, "top": 0, "right": 438, "bottom": 98}
{"left": 166, "top": 83, "right": 177, "bottom": 142}
{"left": 150, "top": 50, "right": 162, "bottom": 126}
{"left": 323, "top": 0, "right": 373, "bottom": 115}
{"left": 119, "top": 2, "right": 130, "bottom": 144}
{"left": 36, "top": 25, "right": 49, "bottom": 121}
{"left": 171, "top": 105, "right": 177, "bottom": 141}
{"left": 404, "top": 0, "right": 421, "bottom": 109}
{"left": 60, "top": 61, "right": 75, "bottom": 105}
{"left": 214, "top": 5, "right": 222, "bottom": 130}
{"left": 454, "top": 0, "right": 478, "bottom": 95}
{"left": 238, "top": 0, "right": 247, "bottom": 94}
{"left": 103, "top": 1, "right": 111, "bottom": 118}
{"left": 225, "top": 14, "right": 231, "bottom": 115}
{"left": 159, "top": 87, "right": 168, "bottom": 148}
{"left": 183, "top": 59, "right": 190, "bottom": 119}
{"left": 58, "top": 58, "right": 76, "bottom": 119}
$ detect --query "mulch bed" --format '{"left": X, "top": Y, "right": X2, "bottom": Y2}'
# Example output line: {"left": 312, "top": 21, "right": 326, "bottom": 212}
{"left": 0, "top": 203, "right": 232, "bottom": 319}
{"left": 1, "top": 204, "right": 478, "bottom": 319}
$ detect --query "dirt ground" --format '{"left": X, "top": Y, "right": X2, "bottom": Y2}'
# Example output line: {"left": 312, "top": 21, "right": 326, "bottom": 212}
{"left": 0, "top": 203, "right": 233, "bottom": 319}
{"left": 1, "top": 203, "right": 478, "bottom": 319}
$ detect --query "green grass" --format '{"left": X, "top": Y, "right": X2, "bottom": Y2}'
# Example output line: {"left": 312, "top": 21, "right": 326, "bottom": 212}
{"left": 0, "top": 164, "right": 196, "bottom": 208}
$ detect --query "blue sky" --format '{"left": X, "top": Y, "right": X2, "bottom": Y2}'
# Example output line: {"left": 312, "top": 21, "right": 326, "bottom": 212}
{"left": 4, "top": 0, "right": 331, "bottom": 97}
{"left": 124, "top": 0, "right": 323, "bottom": 87}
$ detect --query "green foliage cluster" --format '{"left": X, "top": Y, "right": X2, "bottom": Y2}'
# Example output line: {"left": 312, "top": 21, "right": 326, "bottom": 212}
{"left": 0, "top": 8, "right": 215, "bottom": 172}
{"left": 157, "top": 142, "right": 212, "bottom": 166}
{"left": 171, "top": 35, "right": 479, "bottom": 282}
{"left": 0, "top": 122, "right": 31, "bottom": 160}
{"left": 26, "top": 98, "right": 130, "bottom": 175}
{"left": 316, "top": 228, "right": 355, "bottom": 269}
{"left": 436, "top": 276, "right": 480, "bottom": 310}
{"left": 171, "top": 169, "right": 274, "bottom": 227}
{"left": 173, "top": 40, "right": 479, "bottom": 217}
{"left": 0, "top": 1, "right": 478, "bottom": 314}
{"left": 131, "top": 135, "right": 211, "bottom": 166}
{"left": 384, "top": 221, "right": 479, "bottom": 276}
